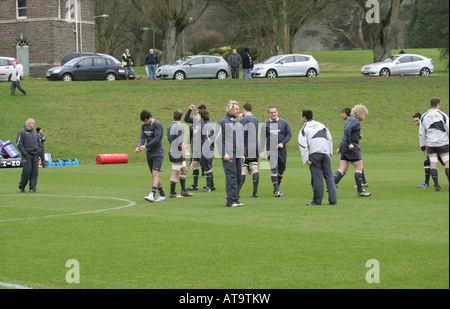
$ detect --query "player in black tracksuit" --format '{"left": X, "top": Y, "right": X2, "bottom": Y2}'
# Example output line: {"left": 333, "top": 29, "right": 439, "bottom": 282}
{"left": 261, "top": 107, "right": 292, "bottom": 197}
{"left": 16, "top": 118, "right": 41, "bottom": 193}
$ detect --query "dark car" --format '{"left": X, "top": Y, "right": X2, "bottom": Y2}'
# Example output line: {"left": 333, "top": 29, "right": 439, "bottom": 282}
{"left": 60, "top": 52, "right": 98, "bottom": 66}
{"left": 46, "top": 56, "right": 127, "bottom": 81}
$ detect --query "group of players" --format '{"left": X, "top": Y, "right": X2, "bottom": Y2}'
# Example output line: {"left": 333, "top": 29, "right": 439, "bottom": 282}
{"left": 136, "top": 97, "right": 449, "bottom": 207}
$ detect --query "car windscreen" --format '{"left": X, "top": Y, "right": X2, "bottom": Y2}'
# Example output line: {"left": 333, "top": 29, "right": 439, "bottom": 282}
{"left": 261, "top": 55, "right": 284, "bottom": 64}
{"left": 384, "top": 55, "right": 400, "bottom": 62}
{"left": 64, "top": 57, "right": 83, "bottom": 67}
{"left": 172, "top": 57, "right": 193, "bottom": 65}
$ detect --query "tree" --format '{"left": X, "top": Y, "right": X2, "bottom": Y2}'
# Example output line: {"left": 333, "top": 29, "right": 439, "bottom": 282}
{"left": 136, "top": 0, "right": 211, "bottom": 64}
{"left": 356, "top": 0, "right": 403, "bottom": 62}
{"left": 216, "top": 0, "right": 336, "bottom": 59}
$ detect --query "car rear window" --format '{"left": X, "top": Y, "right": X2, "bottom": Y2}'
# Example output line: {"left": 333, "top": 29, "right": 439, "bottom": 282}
{"left": 204, "top": 57, "right": 219, "bottom": 64}
{"left": 94, "top": 58, "right": 108, "bottom": 66}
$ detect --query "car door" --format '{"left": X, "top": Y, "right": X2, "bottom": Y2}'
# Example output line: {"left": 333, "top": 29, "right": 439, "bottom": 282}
{"left": 393, "top": 56, "right": 412, "bottom": 75}
{"left": 294, "top": 55, "right": 310, "bottom": 76}
{"left": 74, "top": 58, "right": 94, "bottom": 80}
{"left": 410, "top": 56, "right": 425, "bottom": 75}
{"left": 0, "top": 59, "right": 11, "bottom": 81}
{"left": 203, "top": 57, "right": 220, "bottom": 78}
{"left": 92, "top": 57, "right": 109, "bottom": 80}
{"left": 276, "top": 56, "right": 295, "bottom": 77}
{"left": 184, "top": 57, "right": 204, "bottom": 79}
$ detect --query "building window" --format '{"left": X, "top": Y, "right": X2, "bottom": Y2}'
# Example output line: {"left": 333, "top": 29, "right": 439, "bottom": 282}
{"left": 16, "top": 0, "right": 27, "bottom": 19}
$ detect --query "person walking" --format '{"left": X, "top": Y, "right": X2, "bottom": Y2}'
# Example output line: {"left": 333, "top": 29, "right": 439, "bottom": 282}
{"left": 228, "top": 49, "right": 242, "bottom": 79}
{"left": 10, "top": 61, "right": 26, "bottom": 96}
{"left": 16, "top": 118, "right": 40, "bottom": 193}
{"left": 242, "top": 48, "right": 253, "bottom": 79}
{"left": 122, "top": 49, "right": 142, "bottom": 80}
{"left": 333, "top": 105, "right": 372, "bottom": 197}
{"left": 167, "top": 110, "right": 193, "bottom": 198}
{"left": 145, "top": 49, "right": 159, "bottom": 80}
{"left": 136, "top": 110, "right": 166, "bottom": 202}
{"left": 216, "top": 100, "right": 245, "bottom": 207}
{"left": 419, "top": 97, "right": 449, "bottom": 191}
{"left": 239, "top": 102, "right": 260, "bottom": 197}
{"left": 298, "top": 110, "right": 337, "bottom": 206}
{"left": 261, "top": 106, "right": 292, "bottom": 197}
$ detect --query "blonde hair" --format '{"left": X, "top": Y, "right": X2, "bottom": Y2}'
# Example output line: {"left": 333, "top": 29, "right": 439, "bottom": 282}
{"left": 227, "top": 100, "right": 239, "bottom": 113}
{"left": 351, "top": 104, "right": 368, "bottom": 121}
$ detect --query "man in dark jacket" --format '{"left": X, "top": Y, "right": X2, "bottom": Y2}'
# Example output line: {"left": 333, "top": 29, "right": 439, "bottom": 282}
{"left": 16, "top": 118, "right": 41, "bottom": 193}
{"left": 145, "top": 49, "right": 159, "bottom": 80}
{"left": 242, "top": 48, "right": 253, "bottom": 79}
{"left": 228, "top": 49, "right": 242, "bottom": 79}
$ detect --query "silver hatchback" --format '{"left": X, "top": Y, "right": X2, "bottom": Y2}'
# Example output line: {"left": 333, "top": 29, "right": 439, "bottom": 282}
{"left": 251, "top": 54, "right": 320, "bottom": 78}
{"left": 361, "top": 54, "right": 435, "bottom": 77}
{"left": 156, "top": 55, "right": 230, "bottom": 80}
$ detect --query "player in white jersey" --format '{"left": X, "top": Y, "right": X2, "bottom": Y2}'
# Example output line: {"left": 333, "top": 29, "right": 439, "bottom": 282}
{"left": 419, "top": 97, "right": 449, "bottom": 191}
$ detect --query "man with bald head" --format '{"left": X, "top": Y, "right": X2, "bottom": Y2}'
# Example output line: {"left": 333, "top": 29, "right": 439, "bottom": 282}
{"left": 16, "top": 118, "right": 41, "bottom": 193}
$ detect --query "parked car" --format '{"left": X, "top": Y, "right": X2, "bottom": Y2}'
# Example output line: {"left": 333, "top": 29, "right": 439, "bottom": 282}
{"left": 156, "top": 55, "right": 230, "bottom": 80}
{"left": 251, "top": 54, "right": 320, "bottom": 78}
{"left": 361, "top": 53, "right": 435, "bottom": 77}
{"left": 46, "top": 55, "right": 127, "bottom": 81}
{"left": 0, "top": 57, "right": 24, "bottom": 82}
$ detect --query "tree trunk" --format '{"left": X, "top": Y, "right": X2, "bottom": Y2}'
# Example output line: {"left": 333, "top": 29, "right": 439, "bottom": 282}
{"left": 162, "top": 22, "right": 178, "bottom": 64}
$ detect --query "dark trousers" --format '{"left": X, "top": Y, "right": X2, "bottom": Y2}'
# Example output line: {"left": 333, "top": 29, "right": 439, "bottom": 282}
{"left": 19, "top": 154, "right": 39, "bottom": 190}
{"left": 231, "top": 66, "right": 240, "bottom": 79}
{"left": 11, "top": 81, "right": 26, "bottom": 95}
{"left": 222, "top": 158, "right": 242, "bottom": 206}
{"left": 309, "top": 153, "right": 337, "bottom": 205}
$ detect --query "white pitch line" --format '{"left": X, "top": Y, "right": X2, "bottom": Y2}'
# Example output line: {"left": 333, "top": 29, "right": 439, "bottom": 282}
{"left": 0, "top": 281, "right": 32, "bottom": 289}
{"left": 0, "top": 195, "right": 137, "bottom": 223}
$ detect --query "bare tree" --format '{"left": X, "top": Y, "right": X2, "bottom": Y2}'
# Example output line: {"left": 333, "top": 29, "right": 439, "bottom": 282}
{"left": 136, "top": 0, "right": 211, "bottom": 64}
{"left": 355, "top": 0, "right": 403, "bottom": 62}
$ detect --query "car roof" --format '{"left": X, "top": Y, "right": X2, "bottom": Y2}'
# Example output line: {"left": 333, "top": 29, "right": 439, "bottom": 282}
{"left": 393, "top": 53, "right": 427, "bottom": 57}
{"left": 0, "top": 56, "right": 15, "bottom": 60}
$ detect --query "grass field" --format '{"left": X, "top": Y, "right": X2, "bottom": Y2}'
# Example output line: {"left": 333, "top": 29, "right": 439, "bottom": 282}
{"left": 0, "top": 49, "right": 448, "bottom": 290}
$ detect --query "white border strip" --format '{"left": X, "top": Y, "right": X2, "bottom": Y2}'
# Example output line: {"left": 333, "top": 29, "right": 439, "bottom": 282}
{"left": 0, "top": 195, "right": 137, "bottom": 223}
{"left": 0, "top": 281, "right": 32, "bottom": 289}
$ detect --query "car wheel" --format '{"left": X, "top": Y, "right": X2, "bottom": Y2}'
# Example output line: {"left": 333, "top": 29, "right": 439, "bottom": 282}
{"left": 379, "top": 68, "right": 390, "bottom": 77}
{"left": 420, "top": 67, "right": 430, "bottom": 76}
{"left": 174, "top": 71, "right": 186, "bottom": 80}
{"left": 106, "top": 73, "right": 116, "bottom": 81}
{"left": 306, "top": 68, "right": 317, "bottom": 78}
{"left": 266, "top": 69, "right": 277, "bottom": 78}
{"left": 216, "top": 70, "right": 227, "bottom": 80}
{"left": 62, "top": 73, "right": 73, "bottom": 82}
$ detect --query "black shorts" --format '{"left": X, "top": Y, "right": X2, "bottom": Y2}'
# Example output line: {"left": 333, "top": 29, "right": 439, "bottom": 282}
{"left": 193, "top": 156, "right": 213, "bottom": 171}
{"left": 427, "top": 145, "right": 449, "bottom": 156}
{"left": 340, "top": 149, "right": 362, "bottom": 163}
{"left": 169, "top": 153, "right": 185, "bottom": 164}
{"left": 147, "top": 153, "right": 164, "bottom": 172}
{"left": 243, "top": 158, "right": 258, "bottom": 173}
{"left": 268, "top": 152, "right": 286, "bottom": 173}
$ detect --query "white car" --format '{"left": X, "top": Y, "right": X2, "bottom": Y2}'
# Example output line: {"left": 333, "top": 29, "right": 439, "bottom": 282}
{"left": 361, "top": 53, "right": 435, "bottom": 77}
{"left": 251, "top": 54, "right": 320, "bottom": 78}
{"left": 0, "top": 57, "right": 24, "bottom": 81}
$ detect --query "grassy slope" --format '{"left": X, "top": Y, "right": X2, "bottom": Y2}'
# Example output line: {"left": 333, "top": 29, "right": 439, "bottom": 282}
{"left": 0, "top": 49, "right": 448, "bottom": 289}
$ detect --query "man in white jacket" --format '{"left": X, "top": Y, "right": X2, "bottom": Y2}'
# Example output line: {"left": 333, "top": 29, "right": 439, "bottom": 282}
{"left": 10, "top": 61, "right": 26, "bottom": 96}
{"left": 419, "top": 97, "right": 449, "bottom": 191}
{"left": 298, "top": 109, "right": 337, "bottom": 206}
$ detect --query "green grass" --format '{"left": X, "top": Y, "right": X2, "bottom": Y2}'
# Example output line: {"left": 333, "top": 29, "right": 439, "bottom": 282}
{"left": 0, "top": 48, "right": 448, "bottom": 289}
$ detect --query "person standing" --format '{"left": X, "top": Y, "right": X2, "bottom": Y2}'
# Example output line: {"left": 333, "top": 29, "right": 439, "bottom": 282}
{"left": 242, "top": 48, "right": 253, "bottom": 79}
{"left": 136, "top": 110, "right": 166, "bottom": 202}
{"left": 240, "top": 103, "right": 260, "bottom": 197}
{"left": 122, "top": 49, "right": 142, "bottom": 80}
{"left": 419, "top": 97, "right": 449, "bottom": 191}
{"left": 298, "top": 110, "right": 337, "bottom": 206}
{"left": 217, "top": 100, "right": 245, "bottom": 207}
{"left": 167, "top": 110, "right": 193, "bottom": 198}
{"left": 36, "top": 127, "right": 46, "bottom": 168}
{"left": 413, "top": 113, "right": 445, "bottom": 188}
{"left": 228, "top": 49, "right": 242, "bottom": 79}
{"left": 10, "top": 61, "right": 26, "bottom": 96}
{"left": 333, "top": 105, "right": 372, "bottom": 197}
{"left": 261, "top": 106, "right": 292, "bottom": 197}
{"left": 145, "top": 49, "right": 159, "bottom": 80}
{"left": 16, "top": 118, "right": 40, "bottom": 193}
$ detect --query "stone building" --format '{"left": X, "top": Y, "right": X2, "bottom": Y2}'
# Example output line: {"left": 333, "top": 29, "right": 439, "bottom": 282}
{"left": 0, "top": 0, "right": 95, "bottom": 77}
